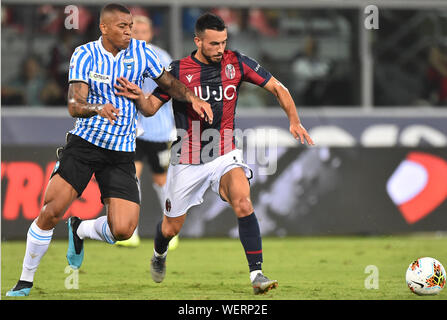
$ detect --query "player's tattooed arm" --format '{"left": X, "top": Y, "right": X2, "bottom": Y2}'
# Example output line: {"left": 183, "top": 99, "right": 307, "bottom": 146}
{"left": 154, "top": 71, "right": 195, "bottom": 103}
{"left": 67, "top": 81, "right": 120, "bottom": 124}
{"left": 155, "top": 71, "right": 213, "bottom": 124}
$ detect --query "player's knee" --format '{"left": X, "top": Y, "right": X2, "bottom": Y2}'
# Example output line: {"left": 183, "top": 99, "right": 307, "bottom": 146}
{"left": 162, "top": 222, "right": 180, "bottom": 238}
{"left": 232, "top": 197, "right": 253, "bottom": 217}
{"left": 112, "top": 230, "right": 133, "bottom": 241}
{"left": 111, "top": 224, "right": 135, "bottom": 241}
{"left": 39, "top": 203, "right": 64, "bottom": 228}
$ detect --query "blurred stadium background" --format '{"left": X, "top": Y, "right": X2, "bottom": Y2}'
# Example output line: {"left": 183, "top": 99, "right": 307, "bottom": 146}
{"left": 2, "top": 0, "right": 447, "bottom": 241}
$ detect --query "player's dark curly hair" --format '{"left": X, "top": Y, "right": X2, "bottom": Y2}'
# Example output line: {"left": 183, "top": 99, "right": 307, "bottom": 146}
{"left": 195, "top": 12, "right": 226, "bottom": 37}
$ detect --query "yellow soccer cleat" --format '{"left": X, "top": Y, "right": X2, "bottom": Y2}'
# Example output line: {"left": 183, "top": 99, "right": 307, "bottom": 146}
{"left": 168, "top": 235, "right": 179, "bottom": 251}
{"left": 115, "top": 232, "right": 141, "bottom": 248}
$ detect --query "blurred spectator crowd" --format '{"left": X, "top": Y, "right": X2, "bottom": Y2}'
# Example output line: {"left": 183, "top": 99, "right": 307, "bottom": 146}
{"left": 2, "top": 3, "right": 447, "bottom": 108}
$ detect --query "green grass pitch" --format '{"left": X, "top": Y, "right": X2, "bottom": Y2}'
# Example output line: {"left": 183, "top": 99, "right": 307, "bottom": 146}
{"left": 2, "top": 235, "right": 446, "bottom": 300}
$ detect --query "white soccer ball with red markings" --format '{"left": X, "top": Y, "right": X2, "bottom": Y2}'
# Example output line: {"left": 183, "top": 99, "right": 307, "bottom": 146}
{"left": 406, "top": 257, "right": 446, "bottom": 295}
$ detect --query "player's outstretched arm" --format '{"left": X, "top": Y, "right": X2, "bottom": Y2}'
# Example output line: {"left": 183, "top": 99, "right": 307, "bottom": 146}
{"left": 263, "top": 77, "right": 315, "bottom": 146}
{"left": 154, "top": 70, "right": 213, "bottom": 124}
{"left": 68, "top": 81, "right": 120, "bottom": 125}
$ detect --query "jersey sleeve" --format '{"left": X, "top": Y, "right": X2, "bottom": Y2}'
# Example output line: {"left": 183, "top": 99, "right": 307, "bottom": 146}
{"left": 152, "top": 60, "right": 179, "bottom": 103}
{"left": 68, "top": 46, "right": 92, "bottom": 84}
{"left": 238, "top": 52, "right": 272, "bottom": 87}
{"left": 144, "top": 43, "right": 164, "bottom": 80}
{"left": 141, "top": 46, "right": 173, "bottom": 94}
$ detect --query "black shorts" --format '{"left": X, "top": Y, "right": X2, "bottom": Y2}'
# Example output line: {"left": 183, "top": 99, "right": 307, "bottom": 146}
{"left": 52, "top": 133, "right": 140, "bottom": 204}
{"left": 135, "top": 139, "right": 171, "bottom": 174}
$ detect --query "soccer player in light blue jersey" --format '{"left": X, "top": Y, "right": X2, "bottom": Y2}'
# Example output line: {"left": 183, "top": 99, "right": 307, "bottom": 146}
{"left": 115, "top": 15, "right": 179, "bottom": 249}
{"left": 6, "top": 3, "right": 212, "bottom": 297}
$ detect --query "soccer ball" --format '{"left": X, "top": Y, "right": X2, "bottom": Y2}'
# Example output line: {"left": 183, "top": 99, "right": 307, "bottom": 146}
{"left": 406, "top": 257, "right": 446, "bottom": 295}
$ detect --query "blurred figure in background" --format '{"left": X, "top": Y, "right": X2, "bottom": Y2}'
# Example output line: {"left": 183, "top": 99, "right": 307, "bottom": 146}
{"left": 115, "top": 15, "right": 178, "bottom": 249}
{"left": 248, "top": 8, "right": 278, "bottom": 37}
{"left": 1, "top": 55, "right": 46, "bottom": 106}
{"left": 46, "top": 30, "right": 78, "bottom": 106}
{"left": 426, "top": 44, "right": 447, "bottom": 106}
{"left": 291, "top": 36, "right": 331, "bottom": 106}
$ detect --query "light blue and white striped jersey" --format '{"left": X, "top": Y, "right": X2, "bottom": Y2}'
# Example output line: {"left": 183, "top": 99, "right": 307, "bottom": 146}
{"left": 68, "top": 37, "right": 164, "bottom": 152}
{"left": 137, "top": 45, "right": 176, "bottom": 142}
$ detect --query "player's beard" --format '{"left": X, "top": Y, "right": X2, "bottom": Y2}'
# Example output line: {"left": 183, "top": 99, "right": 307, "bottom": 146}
{"left": 202, "top": 50, "right": 223, "bottom": 65}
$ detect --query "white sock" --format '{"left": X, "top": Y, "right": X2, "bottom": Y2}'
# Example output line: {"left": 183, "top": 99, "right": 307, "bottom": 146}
{"left": 152, "top": 182, "right": 166, "bottom": 210}
{"left": 76, "top": 216, "right": 116, "bottom": 244}
{"left": 20, "top": 220, "right": 54, "bottom": 282}
{"left": 250, "top": 270, "right": 263, "bottom": 282}
{"left": 154, "top": 248, "right": 167, "bottom": 259}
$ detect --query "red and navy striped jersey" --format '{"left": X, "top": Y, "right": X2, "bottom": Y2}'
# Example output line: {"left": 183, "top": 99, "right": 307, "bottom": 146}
{"left": 153, "top": 49, "right": 272, "bottom": 164}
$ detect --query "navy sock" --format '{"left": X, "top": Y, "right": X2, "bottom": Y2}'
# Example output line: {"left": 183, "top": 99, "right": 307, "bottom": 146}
{"left": 154, "top": 220, "right": 172, "bottom": 255}
{"left": 238, "top": 212, "right": 263, "bottom": 272}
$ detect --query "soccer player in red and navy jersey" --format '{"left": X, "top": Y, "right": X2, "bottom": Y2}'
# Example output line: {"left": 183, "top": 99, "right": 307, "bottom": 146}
{"left": 116, "top": 12, "right": 314, "bottom": 294}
